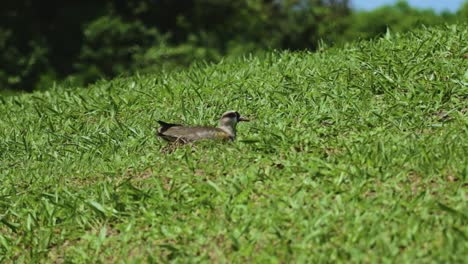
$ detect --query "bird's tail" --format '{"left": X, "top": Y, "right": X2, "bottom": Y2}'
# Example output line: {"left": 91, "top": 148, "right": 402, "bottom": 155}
{"left": 157, "top": 120, "right": 181, "bottom": 134}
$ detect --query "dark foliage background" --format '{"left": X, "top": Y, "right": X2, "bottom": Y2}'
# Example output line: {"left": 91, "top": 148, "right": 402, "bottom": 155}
{"left": 1, "top": 0, "right": 466, "bottom": 92}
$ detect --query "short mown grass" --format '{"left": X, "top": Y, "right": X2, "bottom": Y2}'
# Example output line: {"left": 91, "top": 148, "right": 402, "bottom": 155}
{"left": 1, "top": 24, "right": 467, "bottom": 263}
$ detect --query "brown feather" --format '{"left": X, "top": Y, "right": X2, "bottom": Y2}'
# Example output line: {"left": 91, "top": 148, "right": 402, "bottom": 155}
{"left": 157, "top": 126, "right": 232, "bottom": 142}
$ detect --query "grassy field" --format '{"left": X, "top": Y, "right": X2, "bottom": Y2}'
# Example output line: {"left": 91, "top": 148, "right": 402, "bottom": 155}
{"left": 1, "top": 24, "right": 467, "bottom": 263}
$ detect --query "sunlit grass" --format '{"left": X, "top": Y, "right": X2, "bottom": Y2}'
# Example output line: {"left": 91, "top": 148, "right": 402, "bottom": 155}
{"left": 0, "top": 24, "right": 467, "bottom": 263}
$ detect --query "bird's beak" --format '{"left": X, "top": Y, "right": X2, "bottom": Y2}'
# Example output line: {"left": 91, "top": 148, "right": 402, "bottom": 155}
{"left": 239, "top": 116, "right": 250, "bottom": 122}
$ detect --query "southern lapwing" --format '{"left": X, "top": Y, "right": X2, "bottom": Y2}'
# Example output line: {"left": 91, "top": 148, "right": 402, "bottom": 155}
{"left": 157, "top": 111, "right": 249, "bottom": 143}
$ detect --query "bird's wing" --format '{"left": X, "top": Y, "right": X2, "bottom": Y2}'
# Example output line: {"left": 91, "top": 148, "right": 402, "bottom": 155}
{"left": 157, "top": 121, "right": 184, "bottom": 142}
{"left": 158, "top": 126, "right": 231, "bottom": 142}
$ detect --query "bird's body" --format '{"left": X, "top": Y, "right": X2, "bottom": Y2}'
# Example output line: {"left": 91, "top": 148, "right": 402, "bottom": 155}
{"left": 157, "top": 122, "right": 233, "bottom": 142}
{"left": 157, "top": 111, "right": 249, "bottom": 143}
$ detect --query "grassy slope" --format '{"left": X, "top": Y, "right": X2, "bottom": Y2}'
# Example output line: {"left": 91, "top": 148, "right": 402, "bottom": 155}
{"left": 1, "top": 24, "right": 467, "bottom": 263}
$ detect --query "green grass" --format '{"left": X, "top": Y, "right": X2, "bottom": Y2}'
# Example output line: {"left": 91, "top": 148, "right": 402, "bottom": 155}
{"left": 1, "top": 24, "right": 467, "bottom": 263}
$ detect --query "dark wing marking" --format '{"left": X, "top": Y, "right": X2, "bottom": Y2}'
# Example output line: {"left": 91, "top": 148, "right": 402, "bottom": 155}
{"left": 157, "top": 121, "right": 181, "bottom": 132}
{"left": 157, "top": 120, "right": 184, "bottom": 141}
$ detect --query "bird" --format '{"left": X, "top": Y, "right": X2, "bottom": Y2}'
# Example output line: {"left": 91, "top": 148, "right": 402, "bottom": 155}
{"left": 157, "top": 111, "right": 249, "bottom": 143}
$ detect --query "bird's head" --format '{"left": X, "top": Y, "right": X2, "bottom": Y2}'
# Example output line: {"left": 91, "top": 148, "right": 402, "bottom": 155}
{"left": 219, "top": 111, "right": 249, "bottom": 128}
